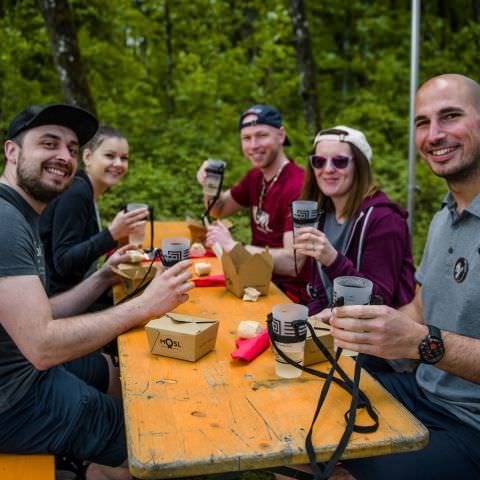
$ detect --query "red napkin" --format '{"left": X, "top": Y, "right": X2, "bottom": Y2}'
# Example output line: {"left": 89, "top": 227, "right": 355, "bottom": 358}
{"left": 190, "top": 250, "right": 216, "bottom": 259}
{"left": 193, "top": 274, "right": 225, "bottom": 287}
{"left": 231, "top": 329, "right": 270, "bottom": 361}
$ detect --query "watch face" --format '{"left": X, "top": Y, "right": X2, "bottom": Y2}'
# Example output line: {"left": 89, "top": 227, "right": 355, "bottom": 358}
{"left": 419, "top": 336, "right": 445, "bottom": 364}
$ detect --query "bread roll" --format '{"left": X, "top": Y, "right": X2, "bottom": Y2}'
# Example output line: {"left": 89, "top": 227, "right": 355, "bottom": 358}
{"left": 127, "top": 249, "right": 144, "bottom": 263}
{"left": 237, "top": 320, "right": 263, "bottom": 338}
{"left": 194, "top": 262, "right": 211, "bottom": 276}
{"left": 190, "top": 242, "right": 207, "bottom": 256}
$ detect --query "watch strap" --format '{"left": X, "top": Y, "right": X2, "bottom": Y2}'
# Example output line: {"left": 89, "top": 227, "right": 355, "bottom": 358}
{"left": 426, "top": 324, "right": 441, "bottom": 339}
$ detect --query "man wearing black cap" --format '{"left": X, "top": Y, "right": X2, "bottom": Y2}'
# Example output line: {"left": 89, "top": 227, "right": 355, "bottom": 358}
{"left": 197, "top": 104, "right": 308, "bottom": 302}
{"left": 0, "top": 104, "right": 194, "bottom": 479}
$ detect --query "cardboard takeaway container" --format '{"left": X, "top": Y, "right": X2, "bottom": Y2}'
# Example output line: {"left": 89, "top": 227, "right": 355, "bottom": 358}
{"left": 145, "top": 313, "right": 219, "bottom": 362}
{"left": 112, "top": 262, "right": 157, "bottom": 303}
{"left": 221, "top": 243, "right": 273, "bottom": 298}
{"left": 187, "top": 218, "right": 234, "bottom": 245}
{"left": 303, "top": 319, "right": 335, "bottom": 367}
{"left": 187, "top": 218, "right": 207, "bottom": 245}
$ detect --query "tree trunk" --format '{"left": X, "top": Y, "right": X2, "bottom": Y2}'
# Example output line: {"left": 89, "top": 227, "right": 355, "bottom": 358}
{"left": 164, "top": 0, "right": 175, "bottom": 115}
{"left": 38, "top": 0, "right": 97, "bottom": 115}
{"left": 288, "top": 0, "right": 321, "bottom": 132}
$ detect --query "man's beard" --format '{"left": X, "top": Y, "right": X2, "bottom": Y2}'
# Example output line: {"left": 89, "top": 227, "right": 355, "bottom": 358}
{"left": 256, "top": 145, "right": 280, "bottom": 170}
{"left": 16, "top": 152, "right": 73, "bottom": 203}
{"left": 431, "top": 146, "right": 480, "bottom": 183}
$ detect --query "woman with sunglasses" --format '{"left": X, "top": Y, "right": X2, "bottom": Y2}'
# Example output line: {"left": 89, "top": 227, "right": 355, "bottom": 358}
{"left": 289, "top": 126, "right": 416, "bottom": 317}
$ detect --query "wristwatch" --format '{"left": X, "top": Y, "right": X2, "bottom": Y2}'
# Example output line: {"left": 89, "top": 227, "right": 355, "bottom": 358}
{"left": 418, "top": 324, "right": 445, "bottom": 364}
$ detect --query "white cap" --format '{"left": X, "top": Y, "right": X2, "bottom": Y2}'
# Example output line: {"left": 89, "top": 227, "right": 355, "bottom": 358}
{"left": 313, "top": 125, "right": 372, "bottom": 163}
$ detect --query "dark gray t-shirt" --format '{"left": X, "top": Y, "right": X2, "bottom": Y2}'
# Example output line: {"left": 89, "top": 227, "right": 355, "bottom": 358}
{"left": 416, "top": 192, "right": 480, "bottom": 433}
{"left": 319, "top": 212, "right": 351, "bottom": 304}
{"left": 0, "top": 185, "right": 45, "bottom": 413}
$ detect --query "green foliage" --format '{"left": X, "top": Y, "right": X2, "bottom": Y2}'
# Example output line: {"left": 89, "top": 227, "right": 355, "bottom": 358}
{"left": 1, "top": 0, "right": 477, "bottom": 262}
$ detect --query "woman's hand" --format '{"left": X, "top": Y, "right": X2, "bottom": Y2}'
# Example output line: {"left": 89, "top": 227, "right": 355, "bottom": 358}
{"left": 108, "top": 208, "right": 149, "bottom": 241}
{"left": 293, "top": 226, "right": 337, "bottom": 266}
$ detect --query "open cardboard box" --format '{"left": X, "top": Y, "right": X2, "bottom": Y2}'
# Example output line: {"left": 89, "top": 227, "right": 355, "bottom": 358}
{"left": 145, "top": 313, "right": 219, "bottom": 362}
{"left": 186, "top": 218, "right": 233, "bottom": 246}
{"left": 304, "top": 318, "right": 335, "bottom": 366}
{"left": 221, "top": 243, "right": 273, "bottom": 298}
{"left": 112, "top": 262, "right": 158, "bottom": 303}
{"left": 187, "top": 218, "right": 207, "bottom": 245}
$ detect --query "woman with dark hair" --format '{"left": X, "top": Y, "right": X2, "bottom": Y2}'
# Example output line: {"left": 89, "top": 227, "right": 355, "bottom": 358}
{"left": 40, "top": 125, "right": 148, "bottom": 298}
{"left": 286, "top": 125, "right": 416, "bottom": 316}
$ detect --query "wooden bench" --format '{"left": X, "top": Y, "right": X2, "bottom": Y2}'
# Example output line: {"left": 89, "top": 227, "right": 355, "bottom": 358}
{"left": 0, "top": 453, "right": 54, "bottom": 480}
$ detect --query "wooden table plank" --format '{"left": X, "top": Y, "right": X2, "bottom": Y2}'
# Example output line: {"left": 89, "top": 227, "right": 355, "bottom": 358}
{"left": 117, "top": 221, "right": 428, "bottom": 479}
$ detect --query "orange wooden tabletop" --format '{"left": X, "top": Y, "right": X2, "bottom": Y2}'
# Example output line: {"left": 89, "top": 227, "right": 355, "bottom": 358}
{"left": 116, "top": 221, "right": 428, "bottom": 479}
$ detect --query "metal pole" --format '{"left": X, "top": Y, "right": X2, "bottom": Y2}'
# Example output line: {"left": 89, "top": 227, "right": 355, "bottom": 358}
{"left": 407, "top": 0, "right": 421, "bottom": 236}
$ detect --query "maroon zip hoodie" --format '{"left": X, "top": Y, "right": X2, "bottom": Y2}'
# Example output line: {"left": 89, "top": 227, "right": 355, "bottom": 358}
{"left": 308, "top": 191, "right": 416, "bottom": 314}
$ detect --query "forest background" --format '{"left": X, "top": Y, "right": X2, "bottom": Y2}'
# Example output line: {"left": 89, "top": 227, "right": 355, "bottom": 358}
{"left": 1, "top": 0, "right": 480, "bottom": 262}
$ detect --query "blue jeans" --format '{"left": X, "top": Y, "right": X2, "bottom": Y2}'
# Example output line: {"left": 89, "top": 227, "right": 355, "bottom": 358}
{"left": 343, "top": 371, "right": 480, "bottom": 480}
{"left": 0, "top": 352, "right": 126, "bottom": 466}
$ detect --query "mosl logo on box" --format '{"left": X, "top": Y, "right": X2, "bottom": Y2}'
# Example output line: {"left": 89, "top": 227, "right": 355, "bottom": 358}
{"left": 159, "top": 337, "right": 182, "bottom": 350}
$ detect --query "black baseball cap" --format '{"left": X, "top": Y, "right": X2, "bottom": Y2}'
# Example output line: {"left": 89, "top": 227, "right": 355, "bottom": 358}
{"left": 6, "top": 104, "right": 99, "bottom": 147}
{"left": 238, "top": 104, "right": 291, "bottom": 146}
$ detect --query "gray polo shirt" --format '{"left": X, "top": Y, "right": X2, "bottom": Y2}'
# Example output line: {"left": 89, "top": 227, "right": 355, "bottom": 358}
{"left": 416, "top": 191, "right": 480, "bottom": 432}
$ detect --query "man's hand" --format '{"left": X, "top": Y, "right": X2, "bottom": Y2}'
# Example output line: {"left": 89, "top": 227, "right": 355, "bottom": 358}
{"left": 99, "top": 245, "right": 142, "bottom": 286}
{"left": 141, "top": 260, "right": 195, "bottom": 318}
{"left": 206, "top": 222, "right": 237, "bottom": 252}
{"left": 293, "top": 226, "right": 337, "bottom": 267}
{"left": 196, "top": 160, "right": 209, "bottom": 187}
{"left": 311, "top": 308, "right": 333, "bottom": 326}
{"left": 330, "top": 305, "right": 427, "bottom": 359}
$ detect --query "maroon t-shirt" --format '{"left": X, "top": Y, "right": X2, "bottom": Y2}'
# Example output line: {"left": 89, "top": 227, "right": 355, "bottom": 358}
{"left": 230, "top": 161, "right": 304, "bottom": 247}
{"left": 230, "top": 161, "right": 311, "bottom": 303}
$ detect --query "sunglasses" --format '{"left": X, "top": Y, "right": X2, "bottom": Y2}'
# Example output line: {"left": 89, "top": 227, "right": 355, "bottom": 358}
{"left": 309, "top": 154, "right": 352, "bottom": 170}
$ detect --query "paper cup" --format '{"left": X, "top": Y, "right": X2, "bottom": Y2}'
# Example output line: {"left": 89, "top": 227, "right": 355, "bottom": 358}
{"left": 126, "top": 203, "right": 148, "bottom": 246}
{"left": 291, "top": 200, "right": 319, "bottom": 236}
{"left": 161, "top": 237, "right": 190, "bottom": 267}
{"left": 203, "top": 159, "right": 226, "bottom": 197}
{"left": 333, "top": 276, "right": 373, "bottom": 306}
{"left": 271, "top": 304, "right": 308, "bottom": 379}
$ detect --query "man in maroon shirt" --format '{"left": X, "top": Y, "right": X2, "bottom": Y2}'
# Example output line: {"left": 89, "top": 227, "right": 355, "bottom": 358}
{"left": 197, "top": 104, "right": 309, "bottom": 302}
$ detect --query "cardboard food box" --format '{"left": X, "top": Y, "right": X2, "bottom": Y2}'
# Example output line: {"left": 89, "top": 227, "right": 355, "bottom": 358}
{"left": 187, "top": 218, "right": 207, "bottom": 244}
{"left": 221, "top": 243, "right": 273, "bottom": 298}
{"left": 304, "top": 320, "right": 335, "bottom": 367}
{"left": 186, "top": 218, "right": 233, "bottom": 245}
{"left": 145, "top": 313, "right": 219, "bottom": 362}
{"left": 112, "top": 262, "right": 158, "bottom": 303}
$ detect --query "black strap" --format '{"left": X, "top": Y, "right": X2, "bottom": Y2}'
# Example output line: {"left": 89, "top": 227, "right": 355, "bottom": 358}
{"left": 267, "top": 314, "right": 379, "bottom": 479}
{"left": 148, "top": 206, "right": 155, "bottom": 252}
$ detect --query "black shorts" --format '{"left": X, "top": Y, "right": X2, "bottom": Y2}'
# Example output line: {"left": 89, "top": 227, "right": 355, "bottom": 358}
{"left": 0, "top": 352, "right": 126, "bottom": 466}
